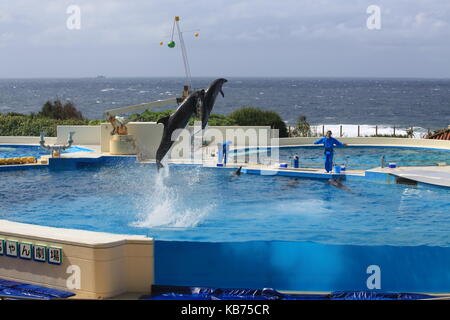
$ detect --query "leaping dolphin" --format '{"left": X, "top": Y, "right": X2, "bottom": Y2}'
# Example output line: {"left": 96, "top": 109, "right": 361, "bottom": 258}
{"left": 201, "top": 78, "right": 228, "bottom": 129}
{"left": 156, "top": 90, "right": 205, "bottom": 169}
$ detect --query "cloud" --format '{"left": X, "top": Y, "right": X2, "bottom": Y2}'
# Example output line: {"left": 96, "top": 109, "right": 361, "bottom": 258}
{"left": 1, "top": 0, "right": 450, "bottom": 77}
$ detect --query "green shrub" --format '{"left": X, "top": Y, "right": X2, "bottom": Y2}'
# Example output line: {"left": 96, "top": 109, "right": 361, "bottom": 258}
{"left": 229, "top": 107, "right": 288, "bottom": 137}
{"left": 0, "top": 114, "right": 88, "bottom": 137}
{"left": 39, "top": 98, "right": 84, "bottom": 120}
{"left": 128, "top": 109, "right": 174, "bottom": 122}
{"left": 292, "top": 115, "right": 312, "bottom": 137}
{"left": 1, "top": 103, "right": 291, "bottom": 137}
{"left": 370, "top": 134, "right": 407, "bottom": 138}
{"left": 189, "top": 113, "right": 237, "bottom": 126}
{"left": 87, "top": 119, "right": 108, "bottom": 126}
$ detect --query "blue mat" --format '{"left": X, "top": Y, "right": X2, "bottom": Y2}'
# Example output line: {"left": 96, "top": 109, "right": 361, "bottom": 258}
{"left": 142, "top": 285, "right": 436, "bottom": 300}
{"left": 0, "top": 278, "right": 75, "bottom": 300}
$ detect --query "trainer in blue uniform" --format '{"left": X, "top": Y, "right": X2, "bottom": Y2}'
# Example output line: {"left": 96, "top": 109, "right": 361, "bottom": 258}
{"left": 314, "top": 130, "right": 346, "bottom": 173}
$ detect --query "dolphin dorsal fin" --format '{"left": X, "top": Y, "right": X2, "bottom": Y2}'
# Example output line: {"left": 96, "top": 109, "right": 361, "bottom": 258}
{"left": 157, "top": 115, "right": 170, "bottom": 126}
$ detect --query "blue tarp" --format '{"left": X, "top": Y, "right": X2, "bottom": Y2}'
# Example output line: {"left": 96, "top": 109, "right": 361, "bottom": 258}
{"left": 0, "top": 278, "right": 75, "bottom": 300}
{"left": 142, "top": 285, "right": 436, "bottom": 300}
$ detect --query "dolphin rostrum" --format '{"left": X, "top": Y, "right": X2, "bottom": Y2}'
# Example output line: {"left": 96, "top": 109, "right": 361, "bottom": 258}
{"left": 156, "top": 90, "right": 205, "bottom": 169}
{"left": 201, "top": 78, "right": 228, "bottom": 129}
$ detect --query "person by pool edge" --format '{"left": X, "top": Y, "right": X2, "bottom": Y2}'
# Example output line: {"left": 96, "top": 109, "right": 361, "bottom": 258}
{"left": 314, "top": 130, "right": 347, "bottom": 173}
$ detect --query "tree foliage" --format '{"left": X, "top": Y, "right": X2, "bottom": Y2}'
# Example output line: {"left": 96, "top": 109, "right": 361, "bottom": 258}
{"left": 292, "top": 115, "right": 312, "bottom": 137}
{"left": 228, "top": 107, "right": 288, "bottom": 137}
{"left": 38, "top": 98, "right": 84, "bottom": 120}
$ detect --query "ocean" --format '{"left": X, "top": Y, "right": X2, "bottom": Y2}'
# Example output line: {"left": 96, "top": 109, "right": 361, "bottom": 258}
{"left": 1, "top": 77, "right": 449, "bottom": 136}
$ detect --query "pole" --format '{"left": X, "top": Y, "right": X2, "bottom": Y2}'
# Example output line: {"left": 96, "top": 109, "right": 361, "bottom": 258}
{"left": 174, "top": 17, "right": 192, "bottom": 91}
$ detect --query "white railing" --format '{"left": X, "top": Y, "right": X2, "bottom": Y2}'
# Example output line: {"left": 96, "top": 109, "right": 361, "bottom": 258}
{"left": 287, "top": 124, "right": 439, "bottom": 139}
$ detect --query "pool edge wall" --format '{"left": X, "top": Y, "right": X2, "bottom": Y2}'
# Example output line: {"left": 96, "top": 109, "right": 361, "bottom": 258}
{"left": 0, "top": 220, "right": 154, "bottom": 299}
{"left": 155, "top": 240, "right": 450, "bottom": 294}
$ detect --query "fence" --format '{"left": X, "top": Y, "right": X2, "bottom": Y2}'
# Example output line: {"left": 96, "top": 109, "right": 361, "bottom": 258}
{"left": 287, "top": 124, "right": 439, "bottom": 139}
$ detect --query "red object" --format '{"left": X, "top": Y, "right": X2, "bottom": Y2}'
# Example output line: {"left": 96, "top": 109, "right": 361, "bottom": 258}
{"left": 426, "top": 129, "right": 450, "bottom": 140}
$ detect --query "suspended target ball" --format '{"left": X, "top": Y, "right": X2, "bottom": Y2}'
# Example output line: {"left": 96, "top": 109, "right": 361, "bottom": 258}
{"left": 194, "top": 33, "right": 199, "bottom": 37}
{"left": 159, "top": 41, "right": 164, "bottom": 46}
{"left": 167, "top": 41, "right": 176, "bottom": 48}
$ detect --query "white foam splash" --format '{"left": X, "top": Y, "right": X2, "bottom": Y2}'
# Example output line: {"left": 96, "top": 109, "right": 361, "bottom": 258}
{"left": 131, "top": 166, "right": 213, "bottom": 229}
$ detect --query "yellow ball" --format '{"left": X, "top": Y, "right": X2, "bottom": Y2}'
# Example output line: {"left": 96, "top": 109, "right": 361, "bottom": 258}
{"left": 194, "top": 33, "right": 199, "bottom": 37}
{"left": 159, "top": 41, "right": 164, "bottom": 46}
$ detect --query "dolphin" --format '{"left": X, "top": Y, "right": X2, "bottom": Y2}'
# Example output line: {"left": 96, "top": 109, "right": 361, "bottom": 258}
{"left": 229, "top": 166, "right": 244, "bottom": 181}
{"left": 201, "top": 78, "right": 228, "bottom": 129}
{"left": 327, "top": 177, "right": 352, "bottom": 192}
{"left": 232, "top": 166, "right": 243, "bottom": 176}
{"left": 156, "top": 90, "right": 205, "bottom": 169}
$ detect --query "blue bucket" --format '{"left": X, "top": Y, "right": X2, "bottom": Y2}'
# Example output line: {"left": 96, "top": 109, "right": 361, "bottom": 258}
{"left": 293, "top": 156, "right": 299, "bottom": 168}
{"left": 388, "top": 163, "right": 397, "bottom": 168}
{"left": 334, "top": 165, "right": 341, "bottom": 173}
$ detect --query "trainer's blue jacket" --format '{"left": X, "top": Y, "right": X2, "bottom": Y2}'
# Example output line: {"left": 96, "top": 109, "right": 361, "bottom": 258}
{"left": 314, "top": 137, "right": 344, "bottom": 151}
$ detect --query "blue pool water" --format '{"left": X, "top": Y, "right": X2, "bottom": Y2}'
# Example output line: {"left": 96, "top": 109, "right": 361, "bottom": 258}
{"left": 0, "top": 145, "right": 93, "bottom": 159}
{"left": 1, "top": 158, "right": 449, "bottom": 247}
{"left": 237, "top": 146, "right": 450, "bottom": 170}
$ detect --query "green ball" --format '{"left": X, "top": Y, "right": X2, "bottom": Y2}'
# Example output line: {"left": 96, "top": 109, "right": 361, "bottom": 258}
{"left": 167, "top": 41, "right": 176, "bottom": 48}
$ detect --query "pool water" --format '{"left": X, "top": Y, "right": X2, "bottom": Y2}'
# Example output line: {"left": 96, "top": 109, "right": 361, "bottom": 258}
{"left": 236, "top": 146, "right": 450, "bottom": 170}
{"left": 0, "top": 145, "right": 92, "bottom": 159}
{"left": 1, "top": 161, "right": 449, "bottom": 247}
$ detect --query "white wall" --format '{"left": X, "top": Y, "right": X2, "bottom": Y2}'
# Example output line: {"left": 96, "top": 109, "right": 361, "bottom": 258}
{"left": 0, "top": 136, "right": 57, "bottom": 145}
{"left": 57, "top": 126, "right": 101, "bottom": 145}
{"left": 279, "top": 136, "right": 450, "bottom": 149}
{"left": 201, "top": 126, "right": 273, "bottom": 147}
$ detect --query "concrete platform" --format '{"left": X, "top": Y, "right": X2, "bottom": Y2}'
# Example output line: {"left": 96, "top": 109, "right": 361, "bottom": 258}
{"left": 375, "top": 166, "right": 450, "bottom": 188}
{"left": 241, "top": 165, "right": 365, "bottom": 179}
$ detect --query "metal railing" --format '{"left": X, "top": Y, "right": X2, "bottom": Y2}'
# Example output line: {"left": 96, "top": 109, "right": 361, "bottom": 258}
{"left": 287, "top": 125, "right": 439, "bottom": 138}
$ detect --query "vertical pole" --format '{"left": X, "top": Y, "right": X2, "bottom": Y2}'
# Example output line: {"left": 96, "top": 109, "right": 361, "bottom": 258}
{"left": 322, "top": 125, "right": 325, "bottom": 136}
{"left": 175, "top": 17, "right": 192, "bottom": 92}
{"left": 375, "top": 125, "right": 378, "bottom": 136}
{"left": 340, "top": 125, "right": 343, "bottom": 137}
{"left": 357, "top": 125, "right": 360, "bottom": 137}
{"left": 393, "top": 126, "right": 396, "bottom": 136}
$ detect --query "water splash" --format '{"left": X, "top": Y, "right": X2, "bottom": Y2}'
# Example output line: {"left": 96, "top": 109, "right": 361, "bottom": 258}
{"left": 131, "top": 166, "right": 213, "bottom": 229}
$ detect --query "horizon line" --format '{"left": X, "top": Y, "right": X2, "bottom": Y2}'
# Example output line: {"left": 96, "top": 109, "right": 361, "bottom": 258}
{"left": 1, "top": 75, "right": 450, "bottom": 80}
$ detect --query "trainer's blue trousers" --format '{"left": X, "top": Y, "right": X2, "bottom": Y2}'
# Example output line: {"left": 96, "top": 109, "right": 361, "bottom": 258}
{"left": 324, "top": 151, "right": 333, "bottom": 172}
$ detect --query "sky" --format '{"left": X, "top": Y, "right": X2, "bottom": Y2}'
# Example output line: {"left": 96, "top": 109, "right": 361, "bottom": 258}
{"left": 1, "top": 0, "right": 450, "bottom": 78}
